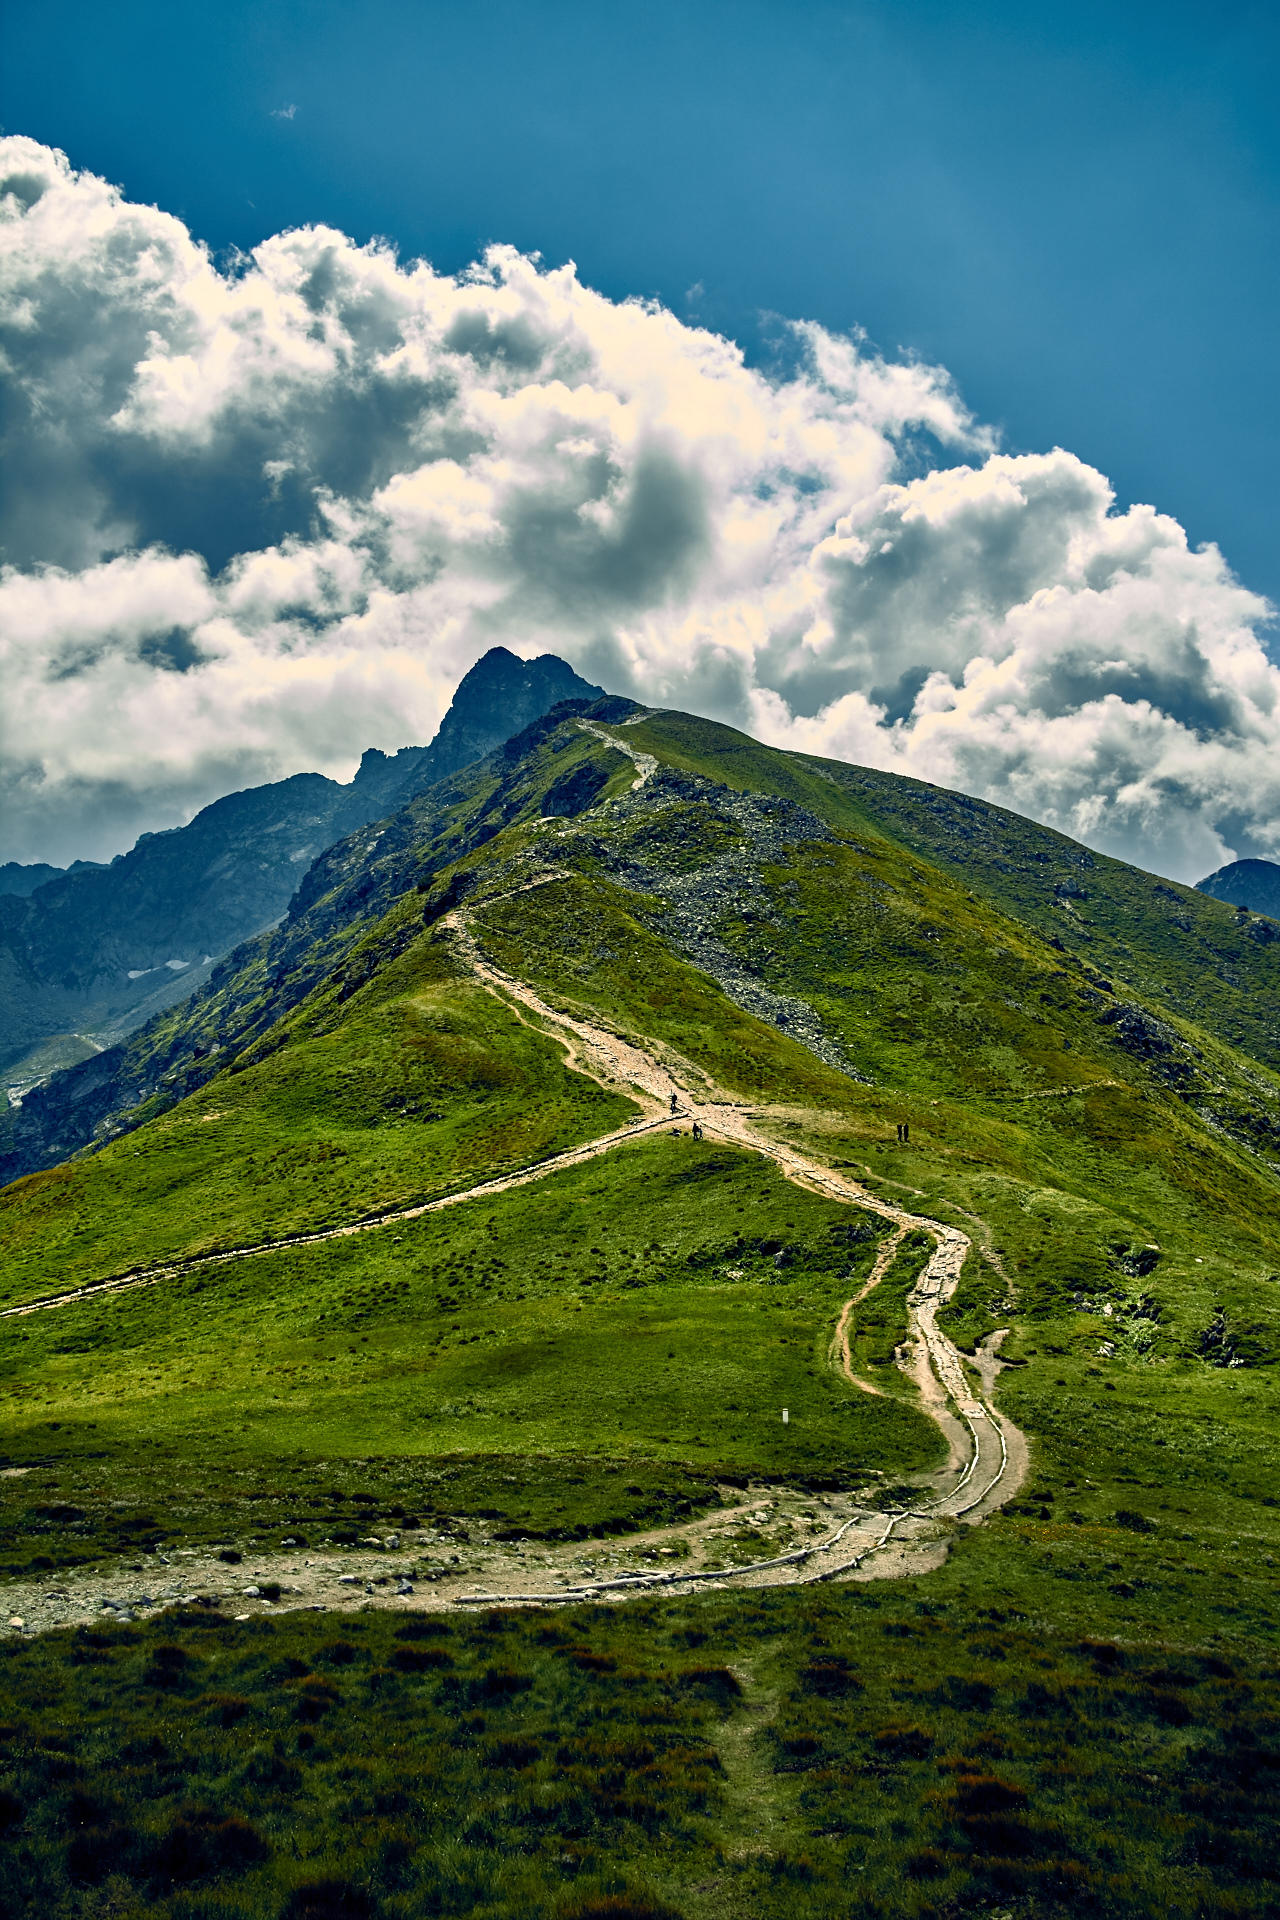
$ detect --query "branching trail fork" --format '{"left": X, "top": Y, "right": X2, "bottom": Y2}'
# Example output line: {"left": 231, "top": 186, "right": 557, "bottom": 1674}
{"left": 4, "top": 871, "right": 1027, "bottom": 1609}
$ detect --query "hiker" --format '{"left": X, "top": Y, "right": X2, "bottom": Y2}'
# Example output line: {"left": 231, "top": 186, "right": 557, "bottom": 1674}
{"left": 903, "top": 1121, "right": 910, "bottom": 1143}
{"left": 692, "top": 1121, "right": 703, "bottom": 1140}
{"left": 670, "top": 1092, "right": 678, "bottom": 1114}
{"left": 896, "top": 1123, "right": 903, "bottom": 1143}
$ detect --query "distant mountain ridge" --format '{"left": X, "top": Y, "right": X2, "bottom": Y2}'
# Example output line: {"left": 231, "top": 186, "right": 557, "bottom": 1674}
{"left": 4, "top": 696, "right": 1278, "bottom": 1187}
{"left": 0, "top": 648, "right": 602, "bottom": 1076}
{"left": 0, "top": 860, "right": 106, "bottom": 899}
{"left": 1197, "top": 858, "right": 1280, "bottom": 920}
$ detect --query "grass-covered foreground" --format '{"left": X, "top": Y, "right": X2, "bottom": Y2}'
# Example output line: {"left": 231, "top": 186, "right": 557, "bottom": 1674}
{"left": 2, "top": 1545, "right": 1278, "bottom": 1920}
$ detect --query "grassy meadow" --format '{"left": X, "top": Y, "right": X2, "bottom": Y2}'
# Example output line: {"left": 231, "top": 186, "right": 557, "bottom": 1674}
{"left": 2, "top": 706, "right": 1279, "bottom": 1915}
{"left": 2, "top": 1548, "right": 1277, "bottom": 1919}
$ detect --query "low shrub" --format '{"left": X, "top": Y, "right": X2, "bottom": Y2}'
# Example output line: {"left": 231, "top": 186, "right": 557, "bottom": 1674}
{"left": 470, "top": 1666, "right": 532, "bottom": 1700}
{"left": 873, "top": 1723, "right": 934, "bottom": 1758}
{"left": 676, "top": 1666, "right": 742, "bottom": 1701}
{"left": 390, "top": 1645, "right": 452, "bottom": 1673}
{"left": 66, "top": 1821, "right": 140, "bottom": 1885}
{"left": 566, "top": 1647, "right": 617, "bottom": 1674}
{"left": 202, "top": 1692, "right": 252, "bottom": 1727}
{"left": 1114, "top": 1509, "right": 1155, "bottom": 1533}
{"left": 294, "top": 1677, "right": 340, "bottom": 1722}
{"left": 142, "top": 1644, "right": 191, "bottom": 1690}
{"left": 485, "top": 1737, "right": 540, "bottom": 1769}
{"left": 798, "top": 1656, "right": 861, "bottom": 1699}
{"left": 319, "top": 1640, "right": 357, "bottom": 1666}
{"left": 393, "top": 1617, "right": 452, "bottom": 1641}
{"left": 561, "top": 1897, "right": 684, "bottom": 1920}
{"left": 905, "top": 1847, "right": 949, "bottom": 1879}
{"left": 283, "top": 1879, "right": 375, "bottom": 1920}
{"left": 153, "top": 1809, "right": 270, "bottom": 1881}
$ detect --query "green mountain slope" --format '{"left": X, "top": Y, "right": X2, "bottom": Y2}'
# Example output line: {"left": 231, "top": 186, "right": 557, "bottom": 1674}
{"left": 0, "top": 644, "right": 603, "bottom": 1081}
{"left": 619, "top": 710, "right": 1280, "bottom": 1076}
{"left": 2, "top": 701, "right": 1278, "bottom": 1919}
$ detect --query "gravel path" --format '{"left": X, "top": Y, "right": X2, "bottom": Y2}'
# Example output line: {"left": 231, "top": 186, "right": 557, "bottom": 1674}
{"left": 2, "top": 875, "right": 1026, "bottom": 1634}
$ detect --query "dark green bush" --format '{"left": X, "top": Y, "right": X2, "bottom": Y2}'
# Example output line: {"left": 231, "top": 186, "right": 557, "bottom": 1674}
{"left": 153, "top": 1809, "right": 270, "bottom": 1881}
{"left": 283, "top": 1879, "right": 375, "bottom": 1920}
{"left": 1114, "top": 1508, "right": 1155, "bottom": 1532}
{"left": 390, "top": 1645, "right": 452, "bottom": 1673}
{"left": 798, "top": 1657, "right": 860, "bottom": 1699}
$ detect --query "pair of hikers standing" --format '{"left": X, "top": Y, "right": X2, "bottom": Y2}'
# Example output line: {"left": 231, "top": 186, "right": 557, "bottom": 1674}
{"left": 668, "top": 1092, "right": 702, "bottom": 1140}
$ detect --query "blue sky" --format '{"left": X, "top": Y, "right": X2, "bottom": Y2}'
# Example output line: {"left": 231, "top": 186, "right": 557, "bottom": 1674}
{"left": 5, "top": 0, "right": 1276, "bottom": 609}
{"left": 3, "top": 1, "right": 1279, "bottom": 881}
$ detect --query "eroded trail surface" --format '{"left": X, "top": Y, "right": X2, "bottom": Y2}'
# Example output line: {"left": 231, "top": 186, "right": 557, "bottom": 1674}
{"left": 452, "top": 894, "right": 1026, "bottom": 1609}
{"left": 2, "top": 885, "right": 1026, "bottom": 1636}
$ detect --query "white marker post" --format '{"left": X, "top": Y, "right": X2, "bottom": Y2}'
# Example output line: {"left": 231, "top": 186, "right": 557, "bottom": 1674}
{"left": 782, "top": 1407, "right": 789, "bottom": 1425}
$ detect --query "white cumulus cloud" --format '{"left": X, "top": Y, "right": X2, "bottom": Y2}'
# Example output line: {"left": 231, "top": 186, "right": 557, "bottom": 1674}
{"left": 1, "top": 134, "right": 1275, "bottom": 878}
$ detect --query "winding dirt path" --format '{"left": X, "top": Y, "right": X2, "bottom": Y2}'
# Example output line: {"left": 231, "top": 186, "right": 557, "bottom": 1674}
{"left": 2, "top": 875, "right": 1027, "bottom": 1630}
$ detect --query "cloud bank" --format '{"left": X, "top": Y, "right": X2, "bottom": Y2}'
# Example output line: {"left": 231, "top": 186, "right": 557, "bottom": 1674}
{"left": 2, "top": 135, "right": 1276, "bottom": 879}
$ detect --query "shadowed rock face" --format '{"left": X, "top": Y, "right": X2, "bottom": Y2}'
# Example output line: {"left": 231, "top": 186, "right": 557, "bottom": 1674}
{"left": 415, "top": 649, "right": 603, "bottom": 797}
{"left": 0, "top": 862, "right": 76, "bottom": 898}
{"left": 541, "top": 757, "right": 614, "bottom": 819}
{"left": 0, "top": 647, "right": 603, "bottom": 1074}
{"left": 1197, "top": 858, "right": 1280, "bottom": 921}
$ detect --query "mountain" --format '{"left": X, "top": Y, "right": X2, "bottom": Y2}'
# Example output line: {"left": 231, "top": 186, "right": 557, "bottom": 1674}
{"left": 2, "top": 700, "right": 1278, "bottom": 1918}
{"left": 0, "top": 647, "right": 602, "bottom": 1079}
{"left": 384, "top": 645, "right": 607, "bottom": 796}
{"left": 1197, "top": 855, "right": 1280, "bottom": 920}
{"left": 0, "top": 859, "right": 108, "bottom": 898}
{"left": 6, "top": 699, "right": 1279, "bottom": 1187}
{"left": 2, "top": 863, "right": 69, "bottom": 897}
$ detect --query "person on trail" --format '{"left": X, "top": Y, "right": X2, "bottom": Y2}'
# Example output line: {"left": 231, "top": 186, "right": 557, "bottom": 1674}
{"left": 670, "top": 1093, "right": 678, "bottom": 1114}
{"left": 692, "top": 1121, "right": 703, "bottom": 1140}
{"left": 896, "top": 1123, "right": 903, "bottom": 1143}
{"left": 903, "top": 1121, "right": 910, "bottom": 1143}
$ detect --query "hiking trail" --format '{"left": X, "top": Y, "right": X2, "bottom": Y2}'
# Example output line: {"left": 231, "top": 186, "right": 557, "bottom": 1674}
{"left": 2, "top": 875, "right": 1027, "bottom": 1634}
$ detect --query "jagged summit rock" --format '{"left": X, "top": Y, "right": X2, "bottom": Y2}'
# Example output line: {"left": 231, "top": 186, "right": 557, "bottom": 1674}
{"left": 0, "top": 859, "right": 107, "bottom": 899}
{"left": 0, "top": 862, "right": 68, "bottom": 898}
{"left": 337, "top": 649, "right": 605, "bottom": 822}
{"left": 0, "top": 648, "right": 604, "bottom": 1077}
{"left": 409, "top": 648, "right": 604, "bottom": 799}
{"left": 1197, "top": 857, "right": 1280, "bottom": 921}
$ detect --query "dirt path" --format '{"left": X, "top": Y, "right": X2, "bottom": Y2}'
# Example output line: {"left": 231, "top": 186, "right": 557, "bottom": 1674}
{"left": 576, "top": 716, "right": 657, "bottom": 789}
{"left": 829, "top": 1227, "right": 907, "bottom": 1397}
{"left": 2, "top": 876, "right": 1027, "bottom": 1634}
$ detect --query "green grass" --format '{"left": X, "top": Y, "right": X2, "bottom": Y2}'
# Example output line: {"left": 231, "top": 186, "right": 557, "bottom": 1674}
{"left": 475, "top": 875, "right": 856, "bottom": 1110}
{"left": 1, "top": 1556, "right": 1276, "bottom": 1919}
{"left": 624, "top": 708, "right": 1280, "bottom": 1080}
{"left": 0, "top": 929, "right": 636, "bottom": 1307}
{"left": 1, "top": 1136, "right": 943, "bottom": 1576}
{"left": 3, "top": 701, "right": 1280, "bottom": 1915}
{"left": 844, "top": 1230, "right": 934, "bottom": 1378}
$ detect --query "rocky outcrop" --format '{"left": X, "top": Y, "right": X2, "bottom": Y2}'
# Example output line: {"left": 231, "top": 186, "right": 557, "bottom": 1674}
{"left": 1197, "top": 858, "right": 1280, "bottom": 921}
{"left": 0, "top": 648, "right": 603, "bottom": 1074}
{"left": 0, "top": 695, "right": 624, "bottom": 1183}
{"left": 589, "top": 767, "right": 869, "bottom": 1082}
